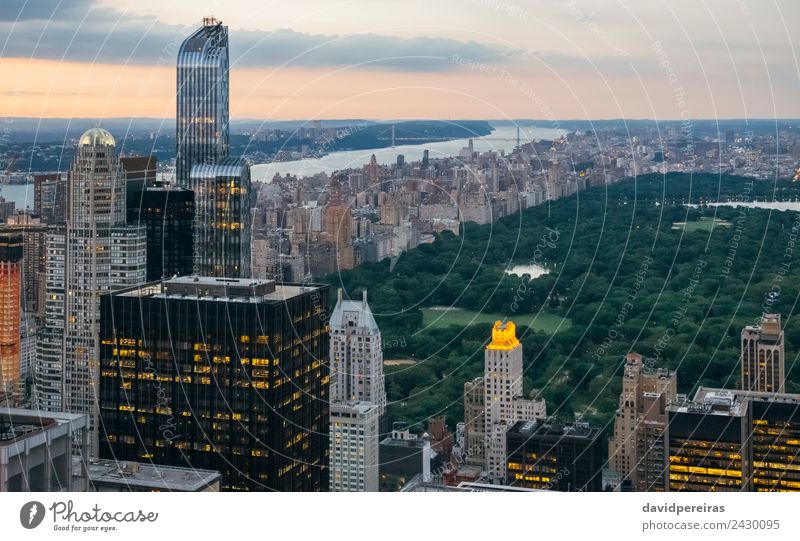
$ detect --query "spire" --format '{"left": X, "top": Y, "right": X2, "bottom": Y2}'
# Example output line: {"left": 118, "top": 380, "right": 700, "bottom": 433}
{"left": 338, "top": 288, "right": 343, "bottom": 303}
{"left": 362, "top": 289, "right": 367, "bottom": 309}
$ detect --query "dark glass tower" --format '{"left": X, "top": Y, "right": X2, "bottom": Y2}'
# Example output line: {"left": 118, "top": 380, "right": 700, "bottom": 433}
{"left": 99, "top": 277, "right": 330, "bottom": 491}
{"left": 176, "top": 18, "right": 230, "bottom": 185}
{"left": 189, "top": 157, "right": 251, "bottom": 277}
{"left": 128, "top": 185, "right": 195, "bottom": 281}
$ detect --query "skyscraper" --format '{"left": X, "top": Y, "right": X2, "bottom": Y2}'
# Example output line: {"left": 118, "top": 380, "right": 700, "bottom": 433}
{"left": 607, "top": 353, "right": 677, "bottom": 490}
{"left": 483, "top": 321, "right": 546, "bottom": 480}
{"left": 741, "top": 314, "right": 785, "bottom": 393}
{"left": 35, "top": 128, "right": 146, "bottom": 455}
{"left": 128, "top": 185, "right": 195, "bottom": 281}
{"left": 176, "top": 17, "right": 229, "bottom": 186}
{"left": 0, "top": 230, "right": 23, "bottom": 405}
{"left": 506, "top": 419, "right": 603, "bottom": 491}
{"left": 328, "top": 289, "right": 385, "bottom": 492}
{"left": 666, "top": 387, "right": 800, "bottom": 492}
{"left": 329, "top": 289, "right": 386, "bottom": 414}
{"left": 189, "top": 158, "right": 251, "bottom": 277}
{"left": 329, "top": 401, "right": 379, "bottom": 492}
{"left": 99, "top": 277, "right": 330, "bottom": 491}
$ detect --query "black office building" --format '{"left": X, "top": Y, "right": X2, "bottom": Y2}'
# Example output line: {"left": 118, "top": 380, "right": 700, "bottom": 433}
{"left": 99, "top": 277, "right": 330, "bottom": 491}
{"left": 506, "top": 419, "right": 603, "bottom": 491}
{"left": 128, "top": 186, "right": 194, "bottom": 281}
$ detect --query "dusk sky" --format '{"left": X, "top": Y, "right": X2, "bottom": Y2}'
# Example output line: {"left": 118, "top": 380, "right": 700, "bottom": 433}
{"left": 1, "top": 0, "right": 798, "bottom": 120}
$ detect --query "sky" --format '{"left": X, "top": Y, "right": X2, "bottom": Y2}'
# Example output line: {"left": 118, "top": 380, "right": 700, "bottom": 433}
{"left": 0, "top": 0, "right": 798, "bottom": 121}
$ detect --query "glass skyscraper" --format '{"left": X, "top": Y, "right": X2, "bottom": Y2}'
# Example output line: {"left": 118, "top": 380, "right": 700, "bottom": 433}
{"left": 176, "top": 18, "right": 230, "bottom": 185}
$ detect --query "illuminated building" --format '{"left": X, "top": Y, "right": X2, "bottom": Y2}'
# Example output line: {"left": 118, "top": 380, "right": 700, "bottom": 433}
{"left": 98, "top": 277, "right": 329, "bottom": 491}
{"left": 0, "top": 230, "right": 23, "bottom": 404}
{"left": 665, "top": 390, "right": 748, "bottom": 492}
{"left": 189, "top": 158, "right": 251, "bottom": 277}
{"left": 329, "top": 401, "right": 379, "bottom": 492}
{"left": 176, "top": 18, "right": 229, "bottom": 185}
{"left": 505, "top": 418, "right": 603, "bottom": 491}
{"left": 128, "top": 185, "right": 194, "bottom": 281}
{"left": 667, "top": 387, "right": 800, "bottom": 492}
{"left": 608, "top": 353, "right": 677, "bottom": 491}
{"left": 329, "top": 289, "right": 386, "bottom": 414}
{"left": 34, "top": 128, "right": 146, "bottom": 455}
{"left": 741, "top": 314, "right": 785, "bottom": 393}
{"left": 32, "top": 172, "right": 67, "bottom": 225}
{"left": 483, "top": 321, "right": 546, "bottom": 480}
{"left": 5, "top": 214, "right": 47, "bottom": 317}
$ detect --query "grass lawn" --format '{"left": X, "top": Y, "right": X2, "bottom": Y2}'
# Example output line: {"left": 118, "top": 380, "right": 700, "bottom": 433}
{"left": 421, "top": 308, "right": 570, "bottom": 334}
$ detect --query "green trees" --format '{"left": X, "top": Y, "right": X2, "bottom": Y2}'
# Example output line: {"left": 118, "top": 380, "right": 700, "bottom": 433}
{"left": 323, "top": 172, "right": 800, "bottom": 432}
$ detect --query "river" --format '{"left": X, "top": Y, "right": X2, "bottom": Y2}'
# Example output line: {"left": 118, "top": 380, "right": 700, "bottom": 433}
{"left": 0, "top": 125, "right": 566, "bottom": 208}
{"left": 250, "top": 125, "right": 566, "bottom": 181}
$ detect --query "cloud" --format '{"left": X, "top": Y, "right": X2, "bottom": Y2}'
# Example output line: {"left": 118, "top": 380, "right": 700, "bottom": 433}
{"left": 0, "top": 2, "right": 512, "bottom": 72}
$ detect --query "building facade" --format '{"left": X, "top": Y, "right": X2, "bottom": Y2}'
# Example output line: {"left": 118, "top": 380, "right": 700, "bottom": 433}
{"left": 506, "top": 418, "right": 603, "bottom": 491}
{"left": 608, "top": 352, "right": 677, "bottom": 490}
{"left": 189, "top": 158, "right": 252, "bottom": 277}
{"left": 741, "top": 314, "right": 785, "bottom": 393}
{"left": 99, "top": 277, "right": 330, "bottom": 491}
{"left": 483, "top": 321, "right": 546, "bottom": 480}
{"left": 329, "top": 401, "right": 379, "bottom": 492}
{"left": 33, "top": 129, "right": 147, "bottom": 455}
{"left": 176, "top": 18, "right": 229, "bottom": 185}
{"left": 329, "top": 289, "right": 386, "bottom": 415}
{"left": 0, "top": 231, "right": 23, "bottom": 404}
{"left": 128, "top": 185, "right": 194, "bottom": 281}
{"left": 666, "top": 387, "right": 800, "bottom": 492}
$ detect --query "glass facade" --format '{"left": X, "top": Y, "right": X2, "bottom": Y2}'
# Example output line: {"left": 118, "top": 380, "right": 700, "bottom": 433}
{"left": 176, "top": 20, "right": 230, "bottom": 186}
{"left": 99, "top": 279, "right": 330, "bottom": 491}
{"left": 189, "top": 158, "right": 251, "bottom": 277}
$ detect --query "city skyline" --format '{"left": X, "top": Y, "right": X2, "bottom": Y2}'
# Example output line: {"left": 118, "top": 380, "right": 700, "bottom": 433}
{"left": 1, "top": 1, "right": 799, "bottom": 120}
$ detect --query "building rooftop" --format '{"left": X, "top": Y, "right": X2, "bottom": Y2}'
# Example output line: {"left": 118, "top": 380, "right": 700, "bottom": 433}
{"left": 1, "top": 408, "right": 88, "bottom": 447}
{"left": 508, "top": 418, "right": 598, "bottom": 440}
{"left": 114, "top": 277, "right": 324, "bottom": 304}
{"left": 80, "top": 458, "right": 220, "bottom": 492}
{"left": 329, "top": 289, "right": 378, "bottom": 332}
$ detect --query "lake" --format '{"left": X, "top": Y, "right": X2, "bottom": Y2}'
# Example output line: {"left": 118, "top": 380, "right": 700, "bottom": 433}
{"left": 0, "top": 184, "right": 34, "bottom": 209}
{"left": 505, "top": 263, "right": 550, "bottom": 279}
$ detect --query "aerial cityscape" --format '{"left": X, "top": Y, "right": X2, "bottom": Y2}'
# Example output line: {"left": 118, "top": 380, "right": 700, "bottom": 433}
{"left": 2, "top": 3, "right": 800, "bottom": 535}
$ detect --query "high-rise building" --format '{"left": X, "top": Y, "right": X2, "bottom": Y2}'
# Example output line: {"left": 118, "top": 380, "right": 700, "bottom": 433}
{"left": 120, "top": 156, "right": 157, "bottom": 211}
{"left": 328, "top": 288, "right": 385, "bottom": 491}
{"left": 666, "top": 390, "right": 748, "bottom": 492}
{"left": 128, "top": 185, "right": 194, "bottom": 281}
{"left": 34, "top": 226, "right": 65, "bottom": 412}
{"left": 608, "top": 353, "right": 677, "bottom": 490}
{"left": 329, "top": 289, "right": 386, "bottom": 415}
{"left": 33, "top": 173, "right": 67, "bottom": 225}
{"left": 5, "top": 214, "right": 47, "bottom": 317}
{"left": 666, "top": 387, "right": 800, "bottom": 492}
{"left": 329, "top": 401, "right": 379, "bottom": 492}
{"left": 483, "top": 321, "right": 546, "bottom": 480}
{"left": 176, "top": 18, "right": 229, "bottom": 185}
{"left": 463, "top": 376, "right": 485, "bottom": 466}
{"left": 0, "top": 230, "right": 23, "bottom": 404}
{"left": 99, "top": 277, "right": 330, "bottom": 491}
{"left": 34, "top": 128, "right": 147, "bottom": 455}
{"left": 741, "top": 314, "right": 785, "bottom": 393}
{"left": 189, "top": 158, "right": 251, "bottom": 277}
{"left": 505, "top": 418, "right": 603, "bottom": 491}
